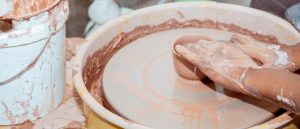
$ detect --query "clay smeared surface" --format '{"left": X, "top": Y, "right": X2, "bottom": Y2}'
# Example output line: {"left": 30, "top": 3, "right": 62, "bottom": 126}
{"left": 83, "top": 19, "right": 279, "bottom": 110}
{"left": 101, "top": 28, "right": 279, "bottom": 129}
{"left": 83, "top": 19, "right": 278, "bottom": 92}
{"left": 81, "top": 19, "right": 280, "bottom": 128}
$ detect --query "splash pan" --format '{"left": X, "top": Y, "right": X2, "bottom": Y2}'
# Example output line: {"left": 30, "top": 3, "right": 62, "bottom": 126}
{"left": 102, "top": 28, "right": 279, "bottom": 129}
{"left": 73, "top": 2, "right": 300, "bottom": 129}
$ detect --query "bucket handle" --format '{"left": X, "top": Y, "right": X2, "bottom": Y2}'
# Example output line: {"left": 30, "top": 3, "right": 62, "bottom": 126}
{"left": 0, "top": 28, "right": 54, "bottom": 86}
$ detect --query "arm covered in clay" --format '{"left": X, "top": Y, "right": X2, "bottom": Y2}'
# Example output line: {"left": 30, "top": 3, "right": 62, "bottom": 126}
{"left": 243, "top": 68, "right": 300, "bottom": 115}
{"left": 285, "top": 43, "right": 300, "bottom": 70}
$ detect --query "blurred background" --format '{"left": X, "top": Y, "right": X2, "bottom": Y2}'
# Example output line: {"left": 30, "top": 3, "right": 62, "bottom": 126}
{"left": 67, "top": 0, "right": 299, "bottom": 37}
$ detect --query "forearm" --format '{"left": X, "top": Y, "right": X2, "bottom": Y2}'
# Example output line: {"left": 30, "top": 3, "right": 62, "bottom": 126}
{"left": 243, "top": 68, "right": 300, "bottom": 115}
{"left": 286, "top": 43, "right": 300, "bottom": 70}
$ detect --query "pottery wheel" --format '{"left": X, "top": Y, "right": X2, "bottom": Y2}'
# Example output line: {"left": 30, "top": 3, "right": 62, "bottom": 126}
{"left": 102, "top": 28, "right": 280, "bottom": 129}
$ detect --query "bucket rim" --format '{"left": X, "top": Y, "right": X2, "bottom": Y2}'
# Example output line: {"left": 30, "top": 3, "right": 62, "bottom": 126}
{"left": 0, "top": 0, "right": 64, "bottom": 20}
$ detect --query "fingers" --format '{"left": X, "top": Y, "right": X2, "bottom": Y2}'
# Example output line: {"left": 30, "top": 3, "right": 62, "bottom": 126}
{"left": 231, "top": 34, "right": 274, "bottom": 65}
{"left": 231, "top": 34, "right": 253, "bottom": 45}
{"left": 175, "top": 45, "right": 202, "bottom": 66}
{"left": 181, "top": 40, "right": 210, "bottom": 55}
{"left": 175, "top": 41, "right": 254, "bottom": 94}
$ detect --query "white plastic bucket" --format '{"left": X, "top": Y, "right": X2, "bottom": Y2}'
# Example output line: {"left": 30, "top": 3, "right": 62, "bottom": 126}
{"left": 0, "top": 0, "right": 69, "bottom": 125}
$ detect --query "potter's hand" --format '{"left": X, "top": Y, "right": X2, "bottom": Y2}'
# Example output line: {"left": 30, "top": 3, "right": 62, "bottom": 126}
{"left": 175, "top": 40, "right": 300, "bottom": 115}
{"left": 230, "top": 34, "right": 296, "bottom": 71}
{"left": 175, "top": 40, "right": 259, "bottom": 95}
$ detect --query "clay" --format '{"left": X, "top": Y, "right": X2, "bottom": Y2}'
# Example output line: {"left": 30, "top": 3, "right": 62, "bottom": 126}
{"left": 102, "top": 31, "right": 279, "bottom": 128}
{"left": 66, "top": 38, "right": 86, "bottom": 61}
{"left": 175, "top": 41, "right": 259, "bottom": 94}
{"left": 13, "top": 0, "right": 56, "bottom": 16}
{"left": 173, "top": 35, "right": 212, "bottom": 80}
{"left": 64, "top": 121, "right": 83, "bottom": 128}
{"left": 11, "top": 121, "right": 34, "bottom": 129}
{"left": 0, "top": 0, "right": 60, "bottom": 19}
{"left": 175, "top": 34, "right": 300, "bottom": 115}
{"left": 80, "top": 19, "right": 283, "bottom": 128}
{"left": 0, "top": 20, "right": 13, "bottom": 32}
{"left": 31, "top": 98, "right": 85, "bottom": 129}
{"left": 82, "top": 19, "right": 278, "bottom": 92}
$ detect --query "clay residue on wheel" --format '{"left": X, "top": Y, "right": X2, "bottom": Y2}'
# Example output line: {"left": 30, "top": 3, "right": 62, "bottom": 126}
{"left": 81, "top": 19, "right": 279, "bottom": 105}
{"left": 83, "top": 19, "right": 216, "bottom": 91}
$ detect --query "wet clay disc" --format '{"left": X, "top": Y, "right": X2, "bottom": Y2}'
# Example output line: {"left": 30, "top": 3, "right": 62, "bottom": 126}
{"left": 102, "top": 28, "right": 280, "bottom": 129}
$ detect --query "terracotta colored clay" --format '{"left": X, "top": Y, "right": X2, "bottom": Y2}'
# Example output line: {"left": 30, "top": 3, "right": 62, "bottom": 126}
{"left": 0, "top": 0, "right": 60, "bottom": 19}
{"left": 173, "top": 35, "right": 212, "bottom": 80}
{"left": 13, "top": 0, "right": 57, "bottom": 16}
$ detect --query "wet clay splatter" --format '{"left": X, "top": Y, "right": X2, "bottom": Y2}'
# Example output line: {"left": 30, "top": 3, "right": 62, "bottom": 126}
{"left": 11, "top": 0, "right": 57, "bottom": 18}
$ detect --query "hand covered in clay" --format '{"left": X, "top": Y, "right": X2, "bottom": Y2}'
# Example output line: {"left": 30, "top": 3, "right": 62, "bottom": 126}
{"left": 175, "top": 37, "right": 300, "bottom": 114}
{"left": 230, "top": 34, "right": 296, "bottom": 71}
{"left": 175, "top": 40, "right": 259, "bottom": 95}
